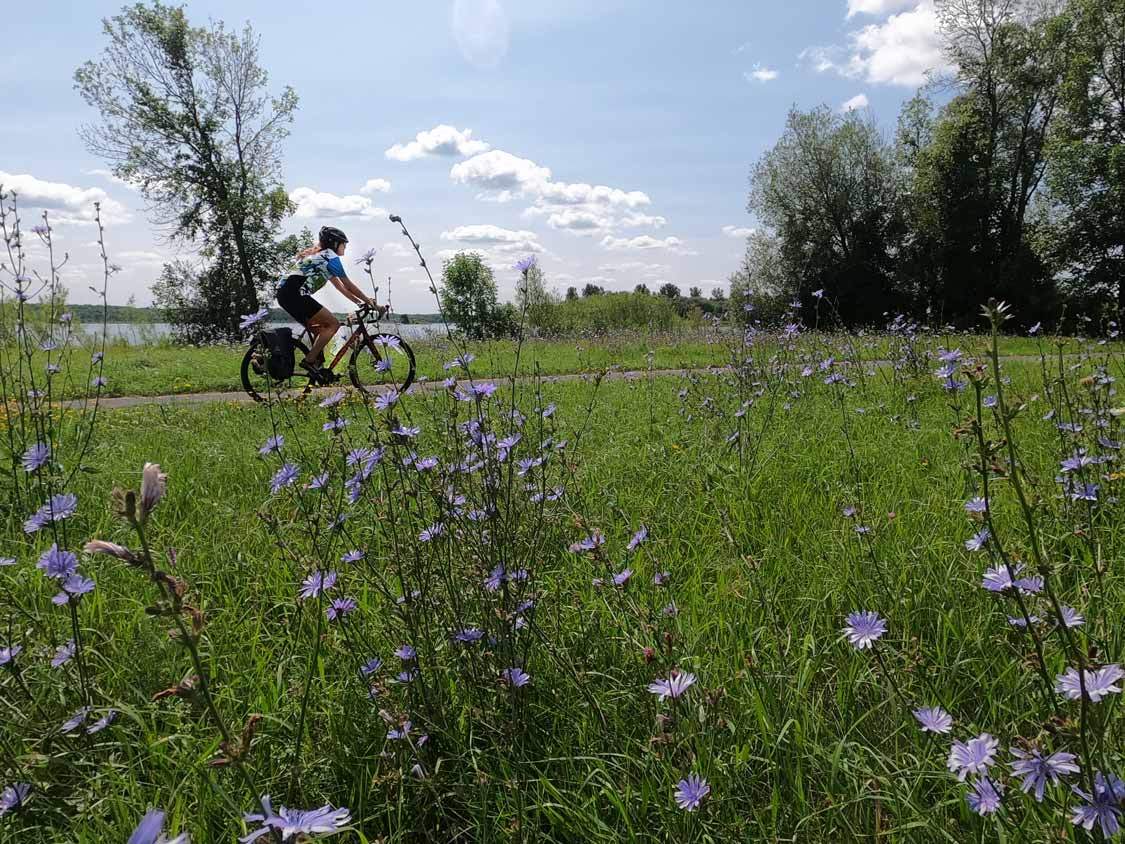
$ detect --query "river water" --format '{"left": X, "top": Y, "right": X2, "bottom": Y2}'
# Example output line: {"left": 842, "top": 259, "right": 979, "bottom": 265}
{"left": 81, "top": 322, "right": 450, "bottom": 346}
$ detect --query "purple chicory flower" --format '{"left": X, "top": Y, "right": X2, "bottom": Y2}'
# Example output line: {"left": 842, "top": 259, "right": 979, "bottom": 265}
{"left": 326, "top": 597, "right": 357, "bottom": 621}
{"left": 514, "top": 255, "right": 537, "bottom": 273}
{"left": 341, "top": 550, "right": 364, "bottom": 564}
{"left": 674, "top": 774, "right": 710, "bottom": 812}
{"left": 374, "top": 389, "right": 399, "bottom": 411}
{"left": 322, "top": 418, "right": 349, "bottom": 432}
{"left": 0, "top": 645, "right": 23, "bottom": 667}
{"left": 386, "top": 721, "right": 412, "bottom": 740}
{"left": 21, "top": 442, "right": 49, "bottom": 472}
{"left": 0, "top": 557, "right": 14, "bottom": 567}
{"left": 612, "top": 569, "right": 633, "bottom": 587}
{"left": 842, "top": 611, "right": 887, "bottom": 650}
{"left": 965, "top": 529, "right": 991, "bottom": 551}
{"left": 239, "top": 307, "right": 269, "bottom": 330}
{"left": 60, "top": 706, "right": 91, "bottom": 734}
{"left": 306, "top": 472, "right": 330, "bottom": 491}
{"left": 419, "top": 523, "right": 444, "bottom": 542}
{"left": 86, "top": 710, "right": 117, "bottom": 734}
{"left": 51, "top": 640, "right": 76, "bottom": 668}
{"left": 913, "top": 707, "right": 953, "bottom": 734}
{"left": 355, "top": 247, "right": 377, "bottom": 264}
{"left": 1055, "top": 665, "right": 1123, "bottom": 703}
{"left": 127, "top": 807, "right": 189, "bottom": 844}
{"left": 947, "top": 734, "right": 999, "bottom": 781}
{"left": 964, "top": 497, "right": 987, "bottom": 515}
{"left": 568, "top": 531, "right": 605, "bottom": 553}
{"left": 319, "top": 391, "right": 346, "bottom": 408}
{"left": 1010, "top": 748, "right": 1079, "bottom": 802}
{"left": 360, "top": 657, "right": 382, "bottom": 676}
{"left": 240, "top": 795, "right": 351, "bottom": 843}
{"left": 270, "top": 463, "right": 299, "bottom": 494}
{"left": 500, "top": 667, "right": 530, "bottom": 688}
{"left": 647, "top": 672, "right": 696, "bottom": 701}
{"left": 1070, "top": 772, "right": 1125, "bottom": 838}
{"left": 53, "top": 573, "right": 96, "bottom": 605}
{"left": 92, "top": 376, "right": 107, "bottom": 387}
{"left": 966, "top": 777, "right": 1003, "bottom": 815}
{"left": 1059, "top": 606, "right": 1085, "bottom": 628}
{"left": 38, "top": 545, "right": 78, "bottom": 579}
{"left": 626, "top": 525, "right": 648, "bottom": 551}
{"left": 0, "top": 783, "right": 32, "bottom": 817}
{"left": 395, "top": 644, "right": 416, "bottom": 661}
{"left": 258, "top": 434, "right": 284, "bottom": 455}
{"left": 454, "top": 627, "right": 484, "bottom": 644}
{"left": 298, "top": 571, "right": 337, "bottom": 600}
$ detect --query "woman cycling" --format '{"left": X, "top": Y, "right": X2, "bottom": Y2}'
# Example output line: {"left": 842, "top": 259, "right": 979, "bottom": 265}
{"left": 276, "top": 226, "right": 379, "bottom": 383}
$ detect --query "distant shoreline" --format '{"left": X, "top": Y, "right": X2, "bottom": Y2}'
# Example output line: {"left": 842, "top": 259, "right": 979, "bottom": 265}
{"left": 60, "top": 304, "right": 445, "bottom": 324}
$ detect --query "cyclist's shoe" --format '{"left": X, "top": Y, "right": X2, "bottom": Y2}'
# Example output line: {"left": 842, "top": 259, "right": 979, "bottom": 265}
{"left": 299, "top": 359, "right": 334, "bottom": 385}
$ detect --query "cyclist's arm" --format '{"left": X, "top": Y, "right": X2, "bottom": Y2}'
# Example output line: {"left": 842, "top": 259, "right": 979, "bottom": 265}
{"left": 325, "top": 256, "right": 376, "bottom": 307}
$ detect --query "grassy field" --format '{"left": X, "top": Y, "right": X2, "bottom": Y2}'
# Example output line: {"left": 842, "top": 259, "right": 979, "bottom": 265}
{"left": 1, "top": 325, "right": 1123, "bottom": 842}
{"left": 3, "top": 326, "right": 1120, "bottom": 399}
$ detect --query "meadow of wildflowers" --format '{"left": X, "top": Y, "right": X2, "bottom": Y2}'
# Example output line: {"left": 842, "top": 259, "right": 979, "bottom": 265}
{"left": 3, "top": 201, "right": 1125, "bottom": 841}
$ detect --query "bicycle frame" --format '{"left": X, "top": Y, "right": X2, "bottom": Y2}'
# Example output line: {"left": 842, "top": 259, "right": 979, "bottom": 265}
{"left": 298, "top": 314, "right": 381, "bottom": 373}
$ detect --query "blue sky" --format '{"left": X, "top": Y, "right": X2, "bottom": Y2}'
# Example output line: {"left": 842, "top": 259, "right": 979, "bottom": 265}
{"left": 2, "top": 0, "right": 946, "bottom": 311}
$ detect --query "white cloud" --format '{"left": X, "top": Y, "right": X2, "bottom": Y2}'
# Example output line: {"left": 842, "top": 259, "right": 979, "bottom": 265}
{"left": 744, "top": 63, "right": 779, "bottom": 83}
{"left": 842, "top": 93, "right": 870, "bottom": 111}
{"left": 0, "top": 171, "right": 130, "bottom": 225}
{"left": 802, "top": 2, "right": 948, "bottom": 87}
{"left": 385, "top": 125, "right": 492, "bottom": 162}
{"left": 600, "top": 234, "right": 697, "bottom": 255}
{"left": 722, "top": 225, "right": 755, "bottom": 239}
{"left": 452, "top": 0, "right": 510, "bottom": 69}
{"left": 847, "top": 0, "right": 916, "bottom": 17}
{"left": 450, "top": 150, "right": 551, "bottom": 201}
{"left": 440, "top": 224, "right": 545, "bottom": 254}
{"left": 288, "top": 187, "right": 388, "bottom": 220}
{"left": 360, "top": 178, "right": 391, "bottom": 195}
{"left": 116, "top": 250, "right": 168, "bottom": 266}
{"left": 85, "top": 168, "right": 140, "bottom": 192}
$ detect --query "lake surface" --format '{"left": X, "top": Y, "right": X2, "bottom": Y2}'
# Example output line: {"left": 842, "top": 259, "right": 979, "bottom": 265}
{"left": 81, "top": 321, "right": 450, "bottom": 346}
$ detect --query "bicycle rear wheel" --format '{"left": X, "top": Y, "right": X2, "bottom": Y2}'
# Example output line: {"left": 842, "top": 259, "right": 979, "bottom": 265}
{"left": 348, "top": 332, "right": 416, "bottom": 396}
{"left": 241, "top": 336, "right": 314, "bottom": 403}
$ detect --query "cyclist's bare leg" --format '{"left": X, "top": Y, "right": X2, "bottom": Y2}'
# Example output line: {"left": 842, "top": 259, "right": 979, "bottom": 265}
{"left": 303, "top": 308, "right": 340, "bottom": 368}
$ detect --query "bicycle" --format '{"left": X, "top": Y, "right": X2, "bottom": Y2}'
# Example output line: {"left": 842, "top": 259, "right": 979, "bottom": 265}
{"left": 241, "top": 302, "right": 416, "bottom": 403}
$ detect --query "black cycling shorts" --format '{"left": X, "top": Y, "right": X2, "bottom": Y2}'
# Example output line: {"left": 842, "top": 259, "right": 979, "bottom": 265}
{"left": 276, "top": 275, "right": 325, "bottom": 325}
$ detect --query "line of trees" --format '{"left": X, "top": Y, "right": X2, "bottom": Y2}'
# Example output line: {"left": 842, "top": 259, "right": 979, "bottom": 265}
{"left": 734, "top": 0, "right": 1125, "bottom": 330}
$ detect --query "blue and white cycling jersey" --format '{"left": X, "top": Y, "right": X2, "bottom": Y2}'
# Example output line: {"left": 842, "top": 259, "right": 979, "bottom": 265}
{"left": 281, "top": 249, "right": 346, "bottom": 295}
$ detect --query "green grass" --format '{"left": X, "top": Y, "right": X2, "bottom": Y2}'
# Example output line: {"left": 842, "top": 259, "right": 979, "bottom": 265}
{"left": 2, "top": 335, "right": 1123, "bottom": 842}
{"left": 4, "top": 328, "right": 1119, "bottom": 400}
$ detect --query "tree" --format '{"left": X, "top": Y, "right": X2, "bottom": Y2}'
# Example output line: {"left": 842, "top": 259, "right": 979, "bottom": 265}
{"left": 515, "top": 264, "right": 557, "bottom": 331}
{"left": 688, "top": 286, "right": 702, "bottom": 298}
{"left": 439, "top": 252, "right": 498, "bottom": 340}
{"left": 1044, "top": 0, "right": 1125, "bottom": 316}
{"left": 581, "top": 283, "right": 605, "bottom": 298}
{"left": 565, "top": 286, "right": 578, "bottom": 301}
{"left": 634, "top": 283, "right": 650, "bottom": 295}
{"left": 904, "top": 0, "right": 1066, "bottom": 324}
{"left": 658, "top": 283, "right": 681, "bottom": 299}
{"left": 710, "top": 287, "right": 726, "bottom": 301}
{"left": 75, "top": 2, "right": 297, "bottom": 339}
{"left": 750, "top": 106, "right": 906, "bottom": 324}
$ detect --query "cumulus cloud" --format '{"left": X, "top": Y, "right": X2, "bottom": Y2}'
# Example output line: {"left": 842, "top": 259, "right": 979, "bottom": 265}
{"left": 360, "top": 178, "right": 391, "bottom": 195}
{"left": 289, "top": 187, "right": 388, "bottom": 220}
{"left": 599, "top": 235, "right": 697, "bottom": 255}
{"left": 440, "top": 224, "right": 545, "bottom": 254}
{"left": 722, "top": 225, "right": 755, "bottom": 239}
{"left": 847, "top": 0, "right": 916, "bottom": 17}
{"left": 0, "top": 171, "right": 130, "bottom": 225}
{"left": 452, "top": 0, "right": 510, "bottom": 68}
{"left": 450, "top": 150, "right": 552, "bottom": 201}
{"left": 842, "top": 93, "right": 870, "bottom": 111}
{"left": 85, "top": 168, "right": 140, "bottom": 191}
{"left": 385, "top": 125, "right": 491, "bottom": 162}
{"left": 744, "top": 63, "right": 779, "bottom": 82}
{"left": 802, "top": 2, "right": 948, "bottom": 87}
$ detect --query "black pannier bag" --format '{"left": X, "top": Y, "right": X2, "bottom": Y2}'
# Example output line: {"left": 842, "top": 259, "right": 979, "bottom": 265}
{"left": 262, "top": 327, "right": 295, "bottom": 380}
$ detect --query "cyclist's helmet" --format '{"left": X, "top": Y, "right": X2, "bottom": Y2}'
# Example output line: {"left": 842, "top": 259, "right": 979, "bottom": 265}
{"left": 319, "top": 226, "right": 349, "bottom": 251}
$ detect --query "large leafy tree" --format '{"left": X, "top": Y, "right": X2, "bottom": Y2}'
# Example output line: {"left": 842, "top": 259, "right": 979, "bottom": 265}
{"left": 749, "top": 106, "right": 905, "bottom": 324}
{"left": 75, "top": 2, "right": 297, "bottom": 338}
{"left": 1045, "top": 0, "right": 1125, "bottom": 316}
{"left": 440, "top": 252, "right": 499, "bottom": 340}
{"left": 903, "top": 0, "right": 1066, "bottom": 324}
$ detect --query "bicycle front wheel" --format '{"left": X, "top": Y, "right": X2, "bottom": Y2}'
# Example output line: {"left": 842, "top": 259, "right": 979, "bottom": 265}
{"left": 241, "top": 336, "right": 313, "bottom": 403}
{"left": 348, "top": 333, "right": 416, "bottom": 396}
